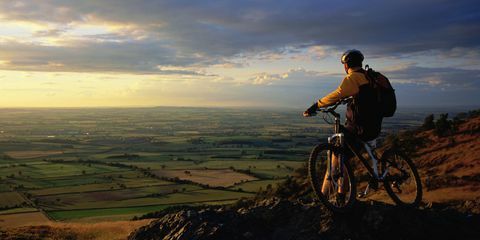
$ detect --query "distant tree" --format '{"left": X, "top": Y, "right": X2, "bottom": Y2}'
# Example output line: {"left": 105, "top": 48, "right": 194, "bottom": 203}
{"left": 81, "top": 170, "right": 86, "bottom": 175}
{"left": 421, "top": 114, "right": 435, "bottom": 130}
{"left": 435, "top": 113, "right": 453, "bottom": 137}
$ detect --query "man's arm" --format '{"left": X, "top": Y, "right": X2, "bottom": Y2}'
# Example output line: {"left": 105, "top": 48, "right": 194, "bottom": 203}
{"left": 317, "top": 75, "right": 359, "bottom": 108}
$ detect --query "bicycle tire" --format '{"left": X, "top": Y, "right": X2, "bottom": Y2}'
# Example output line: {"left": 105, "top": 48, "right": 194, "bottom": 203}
{"left": 381, "top": 149, "right": 422, "bottom": 207}
{"left": 308, "top": 143, "right": 356, "bottom": 212}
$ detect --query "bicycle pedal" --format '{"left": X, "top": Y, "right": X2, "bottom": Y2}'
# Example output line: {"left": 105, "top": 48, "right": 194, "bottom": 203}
{"left": 357, "top": 192, "right": 367, "bottom": 199}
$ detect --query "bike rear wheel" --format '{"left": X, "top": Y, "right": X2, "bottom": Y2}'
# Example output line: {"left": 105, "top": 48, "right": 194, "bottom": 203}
{"left": 381, "top": 150, "right": 422, "bottom": 207}
{"left": 308, "top": 143, "right": 356, "bottom": 212}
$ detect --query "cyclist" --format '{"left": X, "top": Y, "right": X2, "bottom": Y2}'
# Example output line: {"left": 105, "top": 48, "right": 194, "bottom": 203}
{"left": 303, "top": 49, "right": 383, "bottom": 203}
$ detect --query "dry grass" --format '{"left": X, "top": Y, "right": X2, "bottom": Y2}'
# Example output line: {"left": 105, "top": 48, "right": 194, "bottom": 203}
{"left": 50, "top": 220, "right": 151, "bottom": 240}
{"left": 153, "top": 169, "right": 257, "bottom": 187}
{"left": 5, "top": 150, "right": 64, "bottom": 159}
{"left": 0, "top": 211, "right": 50, "bottom": 229}
{"left": 0, "top": 220, "right": 151, "bottom": 240}
{"left": 412, "top": 116, "right": 480, "bottom": 202}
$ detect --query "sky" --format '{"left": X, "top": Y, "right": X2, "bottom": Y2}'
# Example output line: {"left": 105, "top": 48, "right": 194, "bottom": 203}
{"left": 0, "top": 0, "right": 479, "bottom": 108}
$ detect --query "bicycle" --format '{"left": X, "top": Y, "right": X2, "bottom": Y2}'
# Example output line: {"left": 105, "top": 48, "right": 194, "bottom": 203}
{"left": 307, "top": 98, "right": 422, "bottom": 212}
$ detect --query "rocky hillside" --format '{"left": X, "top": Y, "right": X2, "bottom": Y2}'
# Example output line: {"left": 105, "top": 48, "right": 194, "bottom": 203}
{"left": 129, "top": 198, "right": 480, "bottom": 240}
{"left": 129, "top": 113, "right": 480, "bottom": 240}
{"left": 416, "top": 116, "right": 480, "bottom": 202}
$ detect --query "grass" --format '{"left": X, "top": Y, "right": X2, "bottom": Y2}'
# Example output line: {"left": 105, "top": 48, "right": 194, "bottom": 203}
{"left": 0, "top": 192, "right": 26, "bottom": 208}
{"left": 38, "top": 184, "right": 203, "bottom": 210}
{"left": 229, "top": 179, "right": 284, "bottom": 192}
{"left": 0, "top": 207, "right": 38, "bottom": 215}
{"left": 28, "top": 179, "right": 173, "bottom": 196}
{"left": 48, "top": 205, "right": 172, "bottom": 221}
{"left": 5, "top": 150, "right": 64, "bottom": 159}
{"left": 0, "top": 211, "right": 50, "bottom": 228}
{"left": 151, "top": 169, "right": 257, "bottom": 187}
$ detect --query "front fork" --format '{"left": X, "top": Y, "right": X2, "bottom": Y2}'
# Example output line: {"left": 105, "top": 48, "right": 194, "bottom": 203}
{"left": 327, "top": 133, "right": 345, "bottom": 189}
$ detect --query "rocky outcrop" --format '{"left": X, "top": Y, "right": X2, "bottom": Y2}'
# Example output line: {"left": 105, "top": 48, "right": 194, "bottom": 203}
{"left": 129, "top": 198, "right": 480, "bottom": 240}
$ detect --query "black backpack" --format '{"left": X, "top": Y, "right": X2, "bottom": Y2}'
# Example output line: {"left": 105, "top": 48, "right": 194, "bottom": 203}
{"left": 364, "top": 65, "right": 397, "bottom": 117}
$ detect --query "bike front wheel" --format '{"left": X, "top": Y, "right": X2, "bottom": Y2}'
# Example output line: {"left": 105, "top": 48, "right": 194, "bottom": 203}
{"left": 381, "top": 149, "right": 422, "bottom": 207}
{"left": 308, "top": 143, "right": 356, "bottom": 212}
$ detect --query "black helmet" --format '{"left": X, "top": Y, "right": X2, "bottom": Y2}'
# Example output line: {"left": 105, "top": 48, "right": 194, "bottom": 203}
{"left": 341, "top": 49, "right": 364, "bottom": 66}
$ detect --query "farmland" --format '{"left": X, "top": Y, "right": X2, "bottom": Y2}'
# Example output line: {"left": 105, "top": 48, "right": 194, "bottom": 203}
{"left": 0, "top": 106, "right": 432, "bottom": 227}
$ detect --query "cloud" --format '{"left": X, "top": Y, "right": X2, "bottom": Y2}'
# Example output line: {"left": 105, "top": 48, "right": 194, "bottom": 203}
{"left": 0, "top": 0, "right": 478, "bottom": 74}
{"left": 385, "top": 65, "right": 480, "bottom": 90}
{"left": 249, "top": 68, "right": 333, "bottom": 85}
{"left": 250, "top": 72, "right": 287, "bottom": 85}
{"left": 0, "top": 40, "right": 208, "bottom": 73}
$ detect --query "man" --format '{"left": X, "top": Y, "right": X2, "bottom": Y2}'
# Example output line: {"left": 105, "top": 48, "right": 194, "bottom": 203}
{"left": 303, "top": 49, "right": 383, "bottom": 201}
{"left": 303, "top": 49, "right": 382, "bottom": 140}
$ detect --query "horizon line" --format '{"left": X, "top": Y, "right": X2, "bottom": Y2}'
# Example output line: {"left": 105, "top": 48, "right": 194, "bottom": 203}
{"left": 0, "top": 104, "right": 478, "bottom": 110}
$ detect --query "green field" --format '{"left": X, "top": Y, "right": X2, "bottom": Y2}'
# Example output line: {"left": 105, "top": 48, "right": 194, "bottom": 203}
{"left": 0, "top": 107, "right": 425, "bottom": 224}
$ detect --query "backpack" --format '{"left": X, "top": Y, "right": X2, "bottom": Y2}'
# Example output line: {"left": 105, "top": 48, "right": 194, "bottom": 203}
{"left": 346, "top": 83, "right": 383, "bottom": 141}
{"left": 364, "top": 65, "right": 397, "bottom": 117}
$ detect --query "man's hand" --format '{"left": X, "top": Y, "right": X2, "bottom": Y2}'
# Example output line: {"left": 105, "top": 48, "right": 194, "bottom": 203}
{"left": 303, "top": 103, "right": 318, "bottom": 117}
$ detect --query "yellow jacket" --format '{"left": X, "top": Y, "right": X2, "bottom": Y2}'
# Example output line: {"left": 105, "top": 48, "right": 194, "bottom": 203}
{"left": 317, "top": 67, "right": 369, "bottom": 108}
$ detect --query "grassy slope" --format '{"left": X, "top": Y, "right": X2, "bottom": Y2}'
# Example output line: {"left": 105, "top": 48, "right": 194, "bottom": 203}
{"left": 415, "top": 116, "right": 480, "bottom": 202}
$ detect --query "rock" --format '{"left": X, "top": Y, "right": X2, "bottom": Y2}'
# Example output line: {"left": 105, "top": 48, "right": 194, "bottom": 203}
{"left": 129, "top": 199, "right": 480, "bottom": 240}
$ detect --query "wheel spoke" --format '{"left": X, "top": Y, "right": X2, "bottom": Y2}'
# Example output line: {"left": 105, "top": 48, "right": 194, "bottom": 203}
{"left": 382, "top": 151, "right": 422, "bottom": 206}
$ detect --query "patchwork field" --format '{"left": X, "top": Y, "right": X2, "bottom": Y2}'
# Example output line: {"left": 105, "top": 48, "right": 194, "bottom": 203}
{"left": 151, "top": 169, "right": 257, "bottom": 187}
{"left": 0, "top": 106, "right": 431, "bottom": 227}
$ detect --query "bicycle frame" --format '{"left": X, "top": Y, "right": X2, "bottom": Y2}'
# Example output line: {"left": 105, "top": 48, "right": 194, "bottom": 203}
{"left": 322, "top": 99, "right": 389, "bottom": 196}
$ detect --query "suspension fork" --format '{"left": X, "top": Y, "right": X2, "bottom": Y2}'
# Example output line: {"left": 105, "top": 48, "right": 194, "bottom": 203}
{"left": 326, "top": 133, "right": 345, "bottom": 193}
{"left": 327, "top": 112, "right": 344, "bottom": 180}
{"left": 327, "top": 115, "right": 345, "bottom": 193}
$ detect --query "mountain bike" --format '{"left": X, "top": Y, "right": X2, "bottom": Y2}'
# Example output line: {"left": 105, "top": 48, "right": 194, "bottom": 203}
{"left": 307, "top": 98, "right": 422, "bottom": 212}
